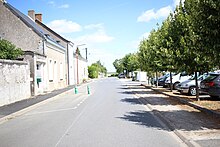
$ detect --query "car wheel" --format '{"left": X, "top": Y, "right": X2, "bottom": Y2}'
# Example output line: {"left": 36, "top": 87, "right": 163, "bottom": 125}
{"left": 189, "top": 87, "right": 196, "bottom": 96}
{"left": 173, "top": 82, "right": 179, "bottom": 90}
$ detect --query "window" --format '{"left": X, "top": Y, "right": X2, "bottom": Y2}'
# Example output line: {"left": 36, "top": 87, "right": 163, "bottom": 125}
{"left": 49, "top": 59, "right": 53, "bottom": 82}
{"left": 54, "top": 61, "right": 57, "bottom": 82}
{"left": 37, "top": 64, "right": 40, "bottom": 70}
{"left": 60, "top": 62, "right": 63, "bottom": 80}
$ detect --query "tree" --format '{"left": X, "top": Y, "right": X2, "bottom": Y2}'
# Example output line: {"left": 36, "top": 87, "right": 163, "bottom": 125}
{"left": 0, "top": 39, "right": 23, "bottom": 60}
{"left": 185, "top": 0, "right": 220, "bottom": 68}
{"left": 122, "top": 53, "right": 140, "bottom": 75}
{"left": 88, "top": 65, "right": 98, "bottom": 78}
{"left": 88, "top": 61, "right": 107, "bottom": 79}
{"left": 113, "top": 59, "right": 124, "bottom": 74}
{"left": 127, "top": 53, "right": 140, "bottom": 72}
{"left": 76, "top": 47, "right": 81, "bottom": 56}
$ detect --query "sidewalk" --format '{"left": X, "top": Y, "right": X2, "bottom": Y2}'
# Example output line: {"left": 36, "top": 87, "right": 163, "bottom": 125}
{"left": 141, "top": 84, "right": 220, "bottom": 119}
{"left": 0, "top": 84, "right": 80, "bottom": 119}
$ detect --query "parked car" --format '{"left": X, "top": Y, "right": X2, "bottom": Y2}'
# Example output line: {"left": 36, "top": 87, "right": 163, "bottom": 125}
{"left": 118, "top": 73, "right": 126, "bottom": 78}
{"left": 200, "top": 73, "right": 220, "bottom": 98}
{"left": 165, "top": 72, "right": 191, "bottom": 90}
{"left": 177, "top": 73, "right": 209, "bottom": 96}
{"left": 156, "top": 73, "right": 175, "bottom": 87}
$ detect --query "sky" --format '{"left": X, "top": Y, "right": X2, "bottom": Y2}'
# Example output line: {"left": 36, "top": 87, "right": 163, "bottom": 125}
{"left": 6, "top": 0, "right": 181, "bottom": 72}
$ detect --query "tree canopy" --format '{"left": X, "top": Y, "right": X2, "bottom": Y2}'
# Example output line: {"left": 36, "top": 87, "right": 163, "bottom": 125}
{"left": 88, "top": 61, "right": 107, "bottom": 79}
{"left": 113, "top": 53, "right": 139, "bottom": 75}
{"left": 0, "top": 39, "right": 23, "bottom": 60}
{"left": 137, "top": 0, "right": 220, "bottom": 74}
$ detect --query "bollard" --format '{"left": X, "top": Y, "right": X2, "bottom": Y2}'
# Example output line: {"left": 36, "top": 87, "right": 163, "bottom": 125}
{"left": 87, "top": 85, "right": 90, "bottom": 95}
{"left": 74, "top": 86, "right": 78, "bottom": 94}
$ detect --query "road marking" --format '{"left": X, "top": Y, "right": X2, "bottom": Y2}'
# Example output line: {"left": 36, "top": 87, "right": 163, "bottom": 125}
{"left": 25, "top": 97, "right": 89, "bottom": 116}
{"left": 55, "top": 104, "right": 88, "bottom": 147}
{"left": 24, "top": 107, "right": 77, "bottom": 116}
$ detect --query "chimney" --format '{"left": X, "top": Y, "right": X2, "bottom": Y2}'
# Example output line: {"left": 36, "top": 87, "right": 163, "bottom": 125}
{"left": 28, "top": 10, "right": 35, "bottom": 20}
{"left": 35, "top": 13, "right": 42, "bottom": 22}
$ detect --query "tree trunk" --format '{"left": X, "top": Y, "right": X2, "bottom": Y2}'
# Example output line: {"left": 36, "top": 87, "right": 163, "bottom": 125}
{"left": 156, "top": 71, "right": 158, "bottom": 87}
{"left": 170, "top": 72, "right": 173, "bottom": 92}
{"left": 195, "top": 71, "right": 200, "bottom": 101}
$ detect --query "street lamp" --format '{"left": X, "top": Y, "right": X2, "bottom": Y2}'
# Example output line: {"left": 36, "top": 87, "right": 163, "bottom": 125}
{"left": 76, "top": 44, "right": 86, "bottom": 85}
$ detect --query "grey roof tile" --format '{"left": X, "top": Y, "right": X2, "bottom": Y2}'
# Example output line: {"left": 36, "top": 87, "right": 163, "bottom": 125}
{"left": 4, "top": 2, "right": 65, "bottom": 49}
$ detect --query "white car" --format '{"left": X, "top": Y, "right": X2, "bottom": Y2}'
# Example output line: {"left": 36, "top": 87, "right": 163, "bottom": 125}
{"left": 177, "top": 73, "right": 209, "bottom": 96}
{"left": 165, "top": 72, "right": 191, "bottom": 90}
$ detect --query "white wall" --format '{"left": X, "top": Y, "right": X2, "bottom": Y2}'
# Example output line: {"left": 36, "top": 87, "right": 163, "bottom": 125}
{"left": 0, "top": 59, "right": 30, "bottom": 106}
{"left": 68, "top": 44, "right": 75, "bottom": 85}
{"left": 73, "top": 54, "right": 88, "bottom": 84}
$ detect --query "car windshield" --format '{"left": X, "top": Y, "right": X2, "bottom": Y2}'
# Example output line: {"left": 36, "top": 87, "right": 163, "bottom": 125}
{"left": 189, "top": 73, "right": 209, "bottom": 80}
{"left": 189, "top": 75, "right": 195, "bottom": 80}
{"left": 203, "top": 74, "right": 219, "bottom": 82}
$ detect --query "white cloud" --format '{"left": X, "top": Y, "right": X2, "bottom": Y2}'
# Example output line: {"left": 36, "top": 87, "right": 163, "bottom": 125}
{"left": 58, "top": 4, "right": 70, "bottom": 9}
{"left": 46, "top": 19, "right": 82, "bottom": 33}
{"left": 74, "top": 30, "right": 114, "bottom": 44}
{"left": 173, "top": 0, "right": 185, "bottom": 7}
{"left": 84, "top": 23, "right": 104, "bottom": 30}
{"left": 47, "top": 1, "right": 70, "bottom": 9}
{"left": 137, "top": 6, "right": 172, "bottom": 22}
{"left": 73, "top": 23, "right": 114, "bottom": 44}
{"left": 48, "top": 1, "right": 55, "bottom": 6}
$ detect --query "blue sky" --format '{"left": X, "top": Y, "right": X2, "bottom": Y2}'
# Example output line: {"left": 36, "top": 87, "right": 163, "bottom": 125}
{"left": 7, "top": 0, "right": 181, "bottom": 72}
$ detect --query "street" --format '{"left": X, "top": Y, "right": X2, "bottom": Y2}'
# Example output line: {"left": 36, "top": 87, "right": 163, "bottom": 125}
{"left": 0, "top": 78, "right": 187, "bottom": 147}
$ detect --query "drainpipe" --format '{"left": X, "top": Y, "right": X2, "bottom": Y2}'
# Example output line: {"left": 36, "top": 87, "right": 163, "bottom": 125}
{"left": 76, "top": 50, "right": 79, "bottom": 85}
{"left": 67, "top": 44, "right": 70, "bottom": 85}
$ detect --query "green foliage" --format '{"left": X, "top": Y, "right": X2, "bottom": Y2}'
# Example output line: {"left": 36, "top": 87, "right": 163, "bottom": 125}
{"left": 76, "top": 47, "right": 81, "bottom": 56}
{"left": 137, "top": 0, "right": 220, "bottom": 75}
{"left": 113, "top": 53, "right": 140, "bottom": 74}
{"left": 184, "top": 0, "right": 220, "bottom": 70}
{"left": 113, "top": 59, "right": 124, "bottom": 74}
{"left": 88, "top": 65, "right": 98, "bottom": 78}
{"left": 113, "top": 0, "right": 220, "bottom": 77}
{"left": 88, "top": 60, "right": 107, "bottom": 79}
{"left": 0, "top": 39, "right": 23, "bottom": 60}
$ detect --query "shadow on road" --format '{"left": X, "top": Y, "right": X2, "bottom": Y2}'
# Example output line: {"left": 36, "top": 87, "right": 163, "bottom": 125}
{"left": 117, "top": 110, "right": 170, "bottom": 131}
{"left": 118, "top": 83, "right": 220, "bottom": 132}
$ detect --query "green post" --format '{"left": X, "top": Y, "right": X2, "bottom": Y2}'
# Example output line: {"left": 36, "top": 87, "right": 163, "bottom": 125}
{"left": 74, "top": 86, "right": 78, "bottom": 94}
{"left": 87, "top": 86, "right": 90, "bottom": 94}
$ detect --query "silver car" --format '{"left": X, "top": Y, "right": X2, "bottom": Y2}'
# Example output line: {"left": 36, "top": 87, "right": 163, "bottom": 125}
{"left": 177, "top": 73, "right": 209, "bottom": 96}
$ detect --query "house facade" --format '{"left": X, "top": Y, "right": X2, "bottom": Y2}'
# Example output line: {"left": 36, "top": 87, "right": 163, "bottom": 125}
{"left": 74, "top": 53, "right": 88, "bottom": 84}
{"left": 35, "top": 14, "right": 88, "bottom": 86}
{"left": 0, "top": 1, "right": 67, "bottom": 95}
{"left": 35, "top": 18, "right": 76, "bottom": 86}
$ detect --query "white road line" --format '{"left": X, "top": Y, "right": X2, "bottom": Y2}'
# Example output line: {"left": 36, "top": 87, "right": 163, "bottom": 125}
{"left": 55, "top": 105, "right": 87, "bottom": 147}
{"left": 25, "top": 97, "right": 89, "bottom": 116}
{"left": 25, "top": 107, "right": 77, "bottom": 116}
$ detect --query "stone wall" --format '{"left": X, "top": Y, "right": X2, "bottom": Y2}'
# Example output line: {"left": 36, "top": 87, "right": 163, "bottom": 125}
{"left": 0, "top": 59, "right": 30, "bottom": 106}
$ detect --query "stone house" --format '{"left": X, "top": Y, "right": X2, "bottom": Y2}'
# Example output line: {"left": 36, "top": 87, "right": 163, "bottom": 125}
{"left": 34, "top": 12, "right": 88, "bottom": 85}
{"left": 0, "top": 1, "right": 66, "bottom": 95}
{"left": 34, "top": 16, "right": 76, "bottom": 86}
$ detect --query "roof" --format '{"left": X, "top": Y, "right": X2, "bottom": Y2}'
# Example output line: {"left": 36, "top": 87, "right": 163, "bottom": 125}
{"left": 3, "top": 1, "right": 64, "bottom": 49}
{"left": 35, "top": 19, "right": 72, "bottom": 44}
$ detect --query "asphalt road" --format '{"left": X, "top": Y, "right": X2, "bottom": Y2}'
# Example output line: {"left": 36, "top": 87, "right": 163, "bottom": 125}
{"left": 0, "top": 78, "right": 186, "bottom": 147}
